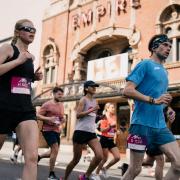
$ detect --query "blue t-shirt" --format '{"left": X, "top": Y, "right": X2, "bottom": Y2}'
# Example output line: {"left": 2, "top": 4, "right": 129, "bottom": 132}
{"left": 126, "top": 59, "right": 168, "bottom": 128}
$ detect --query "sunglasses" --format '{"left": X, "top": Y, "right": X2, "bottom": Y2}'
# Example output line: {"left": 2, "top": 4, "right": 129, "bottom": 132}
{"left": 18, "top": 26, "right": 36, "bottom": 33}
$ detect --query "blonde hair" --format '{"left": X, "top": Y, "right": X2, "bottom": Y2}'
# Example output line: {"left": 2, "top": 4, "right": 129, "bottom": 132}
{"left": 11, "top": 19, "right": 33, "bottom": 45}
{"left": 102, "top": 102, "right": 114, "bottom": 115}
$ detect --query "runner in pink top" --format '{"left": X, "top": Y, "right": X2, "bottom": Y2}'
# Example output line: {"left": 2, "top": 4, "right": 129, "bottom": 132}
{"left": 37, "top": 87, "right": 65, "bottom": 180}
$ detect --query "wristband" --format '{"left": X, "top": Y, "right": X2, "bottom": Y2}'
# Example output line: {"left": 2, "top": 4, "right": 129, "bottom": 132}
{"left": 149, "top": 96, "right": 155, "bottom": 104}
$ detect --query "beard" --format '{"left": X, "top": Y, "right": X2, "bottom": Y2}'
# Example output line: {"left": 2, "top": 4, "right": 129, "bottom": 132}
{"left": 54, "top": 98, "right": 60, "bottom": 102}
{"left": 157, "top": 53, "right": 167, "bottom": 62}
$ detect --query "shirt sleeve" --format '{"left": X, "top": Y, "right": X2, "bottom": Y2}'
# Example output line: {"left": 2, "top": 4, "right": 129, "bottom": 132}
{"left": 38, "top": 103, "right": 48, "bottom": 116}
{"left": 126, "top": 60, "right": 147, "bottom": 86}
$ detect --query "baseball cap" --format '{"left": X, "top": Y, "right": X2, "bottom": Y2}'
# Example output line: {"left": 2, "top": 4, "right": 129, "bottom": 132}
{"left": 84, "top": 80, "right": 99, "bottom": 88}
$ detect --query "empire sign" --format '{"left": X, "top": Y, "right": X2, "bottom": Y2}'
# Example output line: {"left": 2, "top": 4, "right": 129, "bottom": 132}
{"left": 72, "top": 0, "right": 141, "bottom": 30}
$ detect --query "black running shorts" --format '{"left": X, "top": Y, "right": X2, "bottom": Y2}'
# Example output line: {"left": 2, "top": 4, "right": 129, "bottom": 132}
{"left": 73, "top": 130, "right": 97, "bottom": 144}
{"left": 0, "top": 109, "right": 37, "bottom": 134}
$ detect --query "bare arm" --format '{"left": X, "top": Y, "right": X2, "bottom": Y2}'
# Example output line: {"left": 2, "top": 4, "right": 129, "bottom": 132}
{"left": 123, "top": 81, "right": 172, "bottom": 105}
{"left": 123, "top": 81, "right": 150, "bottom": 103}
{"left": 0, "top": 44, "right": 34, "bottom": 76}
{"left": 37, "top": 106, "right": 56, "bottom": 125}
{"left": 76, "top": 98, "right": 99, "bottom": 119}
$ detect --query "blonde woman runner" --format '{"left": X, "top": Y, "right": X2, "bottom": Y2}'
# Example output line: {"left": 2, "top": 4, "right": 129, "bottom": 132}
{"left": 0, "top": 19, "right": 42, "bottom": 180}
{"left": 95, "top": 103, "right": 120, "bottom": 179}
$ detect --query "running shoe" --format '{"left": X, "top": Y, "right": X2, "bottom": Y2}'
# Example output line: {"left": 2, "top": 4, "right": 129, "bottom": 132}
{"left": 120, "top": 163, "right": 129, "bottom": 176}
{"left": 89, "top": 174, "right": 101, "bottom": 180}
{"left": 101, "top": 168, "right": 109, "bottom": 178}
{"left": 10, "top": 155, "right": 18, "bottom": 164}
{"left": 79, "top": 174, "right": 89, "bottom": 180}
{"left": 48, "top": 171, "right": 59, "bottom": 180}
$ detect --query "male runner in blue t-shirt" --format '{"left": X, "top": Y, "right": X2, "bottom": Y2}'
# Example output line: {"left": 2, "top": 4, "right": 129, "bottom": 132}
{"left": 122, "top": 34, "right": 180, "bottom": 180}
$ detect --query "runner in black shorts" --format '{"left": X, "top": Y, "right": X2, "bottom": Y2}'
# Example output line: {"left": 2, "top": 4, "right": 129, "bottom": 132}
{"left": 64, "top": 80, "right": 103, "bottom": 180}
{"left": 95, "top": 103, "right": 120, "bottom": 179}
{"left": 0, "top": 19, "right": 42, "bottom": 180}
{"left": 37, "top": 87, "right": 65, "bottom": 180}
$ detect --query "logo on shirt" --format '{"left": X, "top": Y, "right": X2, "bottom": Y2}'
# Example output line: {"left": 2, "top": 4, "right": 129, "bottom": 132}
{"left": 154, "top": 67, "right": 160, "bottom": 70}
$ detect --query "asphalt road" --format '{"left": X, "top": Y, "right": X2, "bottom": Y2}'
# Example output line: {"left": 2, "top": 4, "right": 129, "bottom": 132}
{"left": 0, "top": 159, "right": 154, "bottom": 180}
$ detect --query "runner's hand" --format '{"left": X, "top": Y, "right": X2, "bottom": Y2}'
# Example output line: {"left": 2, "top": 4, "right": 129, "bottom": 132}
{"left": 154, "top": 93, "right": 172, "bottom": 105}
{"left": 167, "top": 107, "right": 176, "bottom": 123}
{"left": 18, "top": 52, "right": 33, "bottom": 65}
{"left": 47, "top": 117, "right": 58, "bottom": 125}
{"left": 34, "top": 67, "right": 43, "bottom": 81}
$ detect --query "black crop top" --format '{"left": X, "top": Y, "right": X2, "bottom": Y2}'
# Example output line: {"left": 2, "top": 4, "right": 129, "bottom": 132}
{"left": 0, "top": 45, "right": 35, "bottom": 111}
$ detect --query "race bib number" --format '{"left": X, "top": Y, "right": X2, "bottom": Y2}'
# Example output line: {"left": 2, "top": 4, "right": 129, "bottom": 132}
{"left": 127, "top": 134, "right": 147, "bottom": 151}
{"left": 11, "top": 77, "right": 31, "bottom": 95}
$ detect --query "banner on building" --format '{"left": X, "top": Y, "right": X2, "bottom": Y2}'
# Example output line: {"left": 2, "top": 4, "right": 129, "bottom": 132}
{"left": 87, "top": 53, "right": 128, "bottom": 82}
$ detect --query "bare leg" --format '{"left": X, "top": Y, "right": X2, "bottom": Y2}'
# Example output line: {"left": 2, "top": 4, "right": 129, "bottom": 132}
{"left": 154, "top": 154, "right": 164, "bottom": 180}
{"left": 39, "top": 149, "right": 51, "bottom": 160}
{"left": 49, "top": 143, "right": 59, "bottom": 172}
{"left": 105, "top": 146, "right": 120, "bottom": 170}
{"left": 96, "top": 148, "right": 109, "bottom": 174}
{"left": 16, "top": 120, "right": 38, "bottom": 180}
{"left": 85, "top": 138, "right": 103, "bottom": 177}
{"left": 160, "top": 141, "right": 180, "bottom": 180}
{"left": 64, "top": 143, "right": 83, "bottom": 180}
{"left": 122, "top": 150, "right": 144, "bottom": 180}
{"left": 142, "top": 154, "right": 155, "bottom": 166}
{"left": 0, "top": 134, "right": 6, "bottom": 150}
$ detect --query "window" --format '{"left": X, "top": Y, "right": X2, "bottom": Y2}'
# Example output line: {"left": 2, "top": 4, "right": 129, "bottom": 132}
{"left": 158, "top": 4, "right": 180, "bottom": 62}
{"left": 43, "top": 45, "right": 58, "bottom": 84}
{"left": 97, "top": 50, "right": 112, "bottom": 59}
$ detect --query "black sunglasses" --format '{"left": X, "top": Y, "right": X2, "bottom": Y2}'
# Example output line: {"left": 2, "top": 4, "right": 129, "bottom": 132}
{"left": 18, "top": 26, "right": 36, "bottom": 33}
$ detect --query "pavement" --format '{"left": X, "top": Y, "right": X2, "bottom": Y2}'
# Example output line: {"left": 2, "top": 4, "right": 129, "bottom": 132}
{"left": 0, "top": 140, "right": 171, "bottom": 179}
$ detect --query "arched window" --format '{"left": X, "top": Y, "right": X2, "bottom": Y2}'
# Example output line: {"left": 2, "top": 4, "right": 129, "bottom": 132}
{"left": 157, "top": 4, "right": 180, "bottom": 63}
{"left": 97, "top": 49, "right": 112, "bottom": 59}
{"left": 42, "top": 44, "right": 59, "bottom": 85}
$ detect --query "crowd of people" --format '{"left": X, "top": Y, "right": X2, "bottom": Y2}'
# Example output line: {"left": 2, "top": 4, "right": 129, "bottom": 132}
{"left": 0, "top": 18, "right": 180, "bottom": 180}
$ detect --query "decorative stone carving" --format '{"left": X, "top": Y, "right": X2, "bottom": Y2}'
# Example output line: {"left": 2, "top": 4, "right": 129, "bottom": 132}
{"left": 130, "top": 0, "right": 141, "bottom": 9}
{"left": 128, "top": 27, "right": 141, "bottom": 47}
{"left": 73, "top": 54, "right": 86, "bottom": 82}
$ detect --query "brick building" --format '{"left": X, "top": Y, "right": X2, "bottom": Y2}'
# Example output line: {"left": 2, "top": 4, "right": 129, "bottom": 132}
{"left": 35, "top": 0, "right": 180, "bottom": 152}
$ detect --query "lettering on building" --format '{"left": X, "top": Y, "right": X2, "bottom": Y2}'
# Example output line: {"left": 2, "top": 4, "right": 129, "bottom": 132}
{"left": 72, "top": 0, "right": 141, "bottom": 30}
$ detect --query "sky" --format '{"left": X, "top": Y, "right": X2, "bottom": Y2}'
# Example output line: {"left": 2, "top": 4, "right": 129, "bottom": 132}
{"left": 0, "top": 0, "right": 49, "bottom": 68}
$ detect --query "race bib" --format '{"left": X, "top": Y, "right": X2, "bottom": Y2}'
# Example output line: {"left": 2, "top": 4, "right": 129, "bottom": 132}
{"left": 107, "top": 128, "right": 115, "bottom": 136}
{"left": 127, "top": 134, "right": 147, "bottom": 151}
{"left": 11, "top": 77, "right": 31, "bottom": 95}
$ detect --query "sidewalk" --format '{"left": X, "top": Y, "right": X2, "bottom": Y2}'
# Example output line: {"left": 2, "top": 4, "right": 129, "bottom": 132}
{"left": 0, "top": 140, "right": 170, "bottom": 179}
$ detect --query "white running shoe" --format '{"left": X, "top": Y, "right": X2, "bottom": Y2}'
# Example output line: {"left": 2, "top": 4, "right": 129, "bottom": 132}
{"left": 90, "top": 174, "right": 101, "bottom": 180}
{"left": 10, "top": 155, "right": 18, "bottom": 164}
{"left": 101, "top": 168, "right": 109, "bottom": 179}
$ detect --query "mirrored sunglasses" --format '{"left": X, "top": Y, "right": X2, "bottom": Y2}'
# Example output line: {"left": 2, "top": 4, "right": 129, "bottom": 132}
{"left": 18, "top": 26, "right": 36, "bottom": 33}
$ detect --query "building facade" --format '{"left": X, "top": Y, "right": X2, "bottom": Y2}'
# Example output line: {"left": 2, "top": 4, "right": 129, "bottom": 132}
{"left": 35, "top": 0, "right": 180, "bottom": 153}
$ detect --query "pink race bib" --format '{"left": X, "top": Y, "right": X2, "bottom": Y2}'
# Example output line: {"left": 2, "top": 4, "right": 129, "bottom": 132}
{"left": 127, "top": 134, "right": 147, "bottom": 151}
{"left": 11, "top": 77, "right": 31, "bottom": 95}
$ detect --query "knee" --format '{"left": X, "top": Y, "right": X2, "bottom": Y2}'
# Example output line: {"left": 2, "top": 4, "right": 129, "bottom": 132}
{"left": 25, "top": 152, "right": 38, "bottom": 165}
{"left": 51, "top": 145, "right": 59, "bottom": 156}
{"left": 114, "top": 156, "right": 120, "bottom": 162}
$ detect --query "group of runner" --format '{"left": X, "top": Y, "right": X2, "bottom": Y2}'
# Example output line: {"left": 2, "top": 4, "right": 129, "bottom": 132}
{"left": 0, "top": 18, "right": 180, "bottom": 180}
